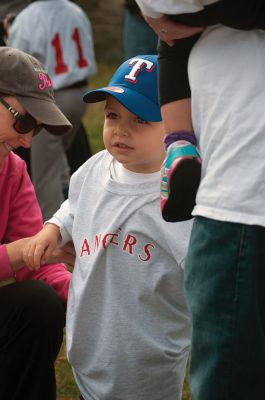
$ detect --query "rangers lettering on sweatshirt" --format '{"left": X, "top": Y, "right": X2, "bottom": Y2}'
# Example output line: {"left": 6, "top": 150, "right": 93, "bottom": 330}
{"left": 80, "top": 228, "right": 155, "bottom": 262}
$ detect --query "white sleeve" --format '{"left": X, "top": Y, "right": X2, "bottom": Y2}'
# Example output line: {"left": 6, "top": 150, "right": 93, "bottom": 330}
{"left": 135, "top": 0, "right": 205, "bottom": 18}
{"left": 47, "top": 200, "right": 73, "bottom": 246}
{"left": 47, "top": 157, "right": 91, "bottom": 245}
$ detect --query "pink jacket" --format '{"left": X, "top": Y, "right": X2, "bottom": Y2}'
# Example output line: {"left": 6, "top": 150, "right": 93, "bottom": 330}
{"left": 0, "top": 152, "right": 71, "bottom": 303}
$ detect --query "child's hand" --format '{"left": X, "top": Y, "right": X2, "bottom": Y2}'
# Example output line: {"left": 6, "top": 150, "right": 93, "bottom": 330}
{"left": 45, "top": 241, "right": 76, "bottom": 267}
{"left": 144, "top": 15, "right": 204, "bottom": 47}
{"left": 23, "top": 223, "right": 61, "bottom": 271}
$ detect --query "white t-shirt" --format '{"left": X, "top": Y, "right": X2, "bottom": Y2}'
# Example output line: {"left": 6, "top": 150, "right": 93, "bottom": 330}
{"left": 189, "top": 25, "right": 265, "bottom": 226}
{"left": 49, "top": 150, "right": 192, "bottom": 400}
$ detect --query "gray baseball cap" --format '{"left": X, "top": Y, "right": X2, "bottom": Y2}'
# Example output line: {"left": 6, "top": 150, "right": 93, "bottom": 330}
{"left": 0, "top": 46, "right": 72, "bottom": 135}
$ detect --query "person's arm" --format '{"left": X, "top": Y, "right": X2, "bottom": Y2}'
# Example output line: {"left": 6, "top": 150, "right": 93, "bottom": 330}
{"left": 134, "top": 1, "right": 203, "bottom": 135}
{"left": 0, "top": 155, "right": 43, "bottom": 280}
{"left": 5, "top": 237, "right": 32, "bottom": 273}
{"left": 158, "top": 33, "right": 201, "bottom": 135}
{"left": 144, "top": 14, "right": 203, "bottom": 46}
{"left": 0, "top": 240, "right": 27, "bottom": 281}
{"left": 22, "top": 197, "right": 75, "bottom": 272}
{"left": 0, "top": 237, "right": 73, "bottom": 302}
{"left": 0, "top": 154, "right": 72, "bottom": 302}
{"left": 2, "top": 237, "right": 74, "bottom": 302}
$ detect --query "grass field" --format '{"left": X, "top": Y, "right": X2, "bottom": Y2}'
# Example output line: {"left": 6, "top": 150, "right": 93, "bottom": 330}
{"left": 55, "top": 61, "right": 191, "bottom": 400}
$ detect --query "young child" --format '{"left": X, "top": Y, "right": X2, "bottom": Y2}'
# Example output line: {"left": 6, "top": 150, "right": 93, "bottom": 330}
{"left": 136, "top": 0, "right": 265, "bottom": 222}
{"left": 23, "top": 55, "right": 192, "bottom": 400}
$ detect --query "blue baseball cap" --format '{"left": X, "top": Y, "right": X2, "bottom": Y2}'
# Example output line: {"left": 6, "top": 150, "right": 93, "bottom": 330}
{"left": 83, "top": 55, "right": 162, "bottom": 122}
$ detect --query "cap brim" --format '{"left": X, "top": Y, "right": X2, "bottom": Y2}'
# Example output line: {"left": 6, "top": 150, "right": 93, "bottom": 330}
{"left": 83, "top": 85, "right": 161, "bottom": 122}
{"left": 16, "top": 96, "right": 72, "bottom": 136}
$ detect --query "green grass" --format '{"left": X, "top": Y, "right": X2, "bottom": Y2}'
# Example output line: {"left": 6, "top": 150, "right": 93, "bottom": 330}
{"left": 56, "top": 335, "right": 80, "bottom": 399}
{"left": 55, "top": 61, "right": 191, "bottom": 399}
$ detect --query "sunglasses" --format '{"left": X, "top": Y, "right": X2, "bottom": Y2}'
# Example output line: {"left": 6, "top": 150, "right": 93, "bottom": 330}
{"left": 0, "top": 97, "right": 43, "bottom": 135}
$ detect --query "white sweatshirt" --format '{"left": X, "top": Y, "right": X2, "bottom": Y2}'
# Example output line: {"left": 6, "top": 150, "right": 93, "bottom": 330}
{"left": 50, "top": 150, "right": 192, "bottom": 400}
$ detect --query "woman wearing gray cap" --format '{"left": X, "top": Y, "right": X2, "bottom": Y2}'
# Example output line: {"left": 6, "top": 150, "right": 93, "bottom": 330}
{"left": 0, "top": 47, "right": 74, "bottom": 400}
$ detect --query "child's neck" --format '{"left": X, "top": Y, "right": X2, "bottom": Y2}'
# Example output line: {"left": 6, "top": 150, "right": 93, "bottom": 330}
{"left": 111, "top": 160, "right": 160, "bottom": 184}
{"left": 123, "top": 165, "right": 160, "bottom": 174}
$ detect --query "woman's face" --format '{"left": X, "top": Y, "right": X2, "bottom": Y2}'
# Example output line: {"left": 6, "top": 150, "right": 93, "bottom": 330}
{"left": 0, "top": 96, "right": 34, "bottom": 161}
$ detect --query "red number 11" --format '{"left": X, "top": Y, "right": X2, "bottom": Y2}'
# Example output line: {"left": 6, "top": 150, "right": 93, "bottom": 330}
{"left": 51, "top": 28, "right": 89, "bottom": 75}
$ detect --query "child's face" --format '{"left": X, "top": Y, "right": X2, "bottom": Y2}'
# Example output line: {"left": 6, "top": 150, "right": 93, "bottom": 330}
{"left": 103, "top": 96, "right": 165, "bottom": 173}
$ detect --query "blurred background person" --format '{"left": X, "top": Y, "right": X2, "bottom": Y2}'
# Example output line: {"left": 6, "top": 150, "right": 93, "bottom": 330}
{"left": 0, "top": 0, "right": 30, "bottom": 23}
{"left": 123, "top": 0, "right": 157, "bottom": 59}
{"left": 0, "top": 1, "right": 30, "bottom": 45}
{"left": 7, "top": 0, "right": 97, "bottom": 220}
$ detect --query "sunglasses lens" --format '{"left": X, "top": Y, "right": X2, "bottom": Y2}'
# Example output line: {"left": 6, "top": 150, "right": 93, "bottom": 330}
{"left": 14, "top": 114, "right": 38, "bottom": 134}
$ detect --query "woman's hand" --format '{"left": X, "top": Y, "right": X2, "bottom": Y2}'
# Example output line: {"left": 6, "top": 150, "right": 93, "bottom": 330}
{"left": 6, "top": 237, "right": 33, "bottom": 273}
{"left": 144, "top": 15, "right": 204, "bottom": 46}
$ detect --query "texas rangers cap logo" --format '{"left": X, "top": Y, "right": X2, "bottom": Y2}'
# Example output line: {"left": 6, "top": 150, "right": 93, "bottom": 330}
{"left": 124, "top": 58, "right": 155, "bottom": 84}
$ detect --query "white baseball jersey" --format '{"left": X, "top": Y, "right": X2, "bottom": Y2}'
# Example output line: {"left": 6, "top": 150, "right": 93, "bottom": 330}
{"left": 8, "top": 0, "right": 97, "bottom": 90}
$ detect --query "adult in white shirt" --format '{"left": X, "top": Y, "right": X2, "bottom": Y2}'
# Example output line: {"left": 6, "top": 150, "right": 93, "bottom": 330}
{"left": 135, "top": 1, "right": 265, "bottom": 399}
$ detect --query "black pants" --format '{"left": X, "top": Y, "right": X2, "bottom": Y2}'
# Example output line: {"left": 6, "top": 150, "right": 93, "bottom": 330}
{"left": 0, "top": 280, "right": 65, "bottom": 400}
